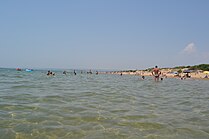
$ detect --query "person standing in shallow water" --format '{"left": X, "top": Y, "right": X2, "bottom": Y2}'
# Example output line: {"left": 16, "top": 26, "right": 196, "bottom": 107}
{"left": 74, "top": 70, "right": 76, "bottom": 75}
{"left": 152, "top": 66, "right": 161, "bottom": 81}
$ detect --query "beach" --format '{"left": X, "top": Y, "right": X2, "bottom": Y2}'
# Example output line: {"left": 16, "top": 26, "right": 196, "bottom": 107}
{"left": 107, "top": 69, "right": 209, "bottom": 80}
{"left": 0, "top": 68, "right": 209, "bottom": 139}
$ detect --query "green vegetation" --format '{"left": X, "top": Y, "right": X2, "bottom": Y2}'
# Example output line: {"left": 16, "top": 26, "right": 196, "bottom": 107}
{"left": 177, "top": 69, "right": 182, "bottom": 73}
{"left": 144, "top": 64, "right": 209, "bottom": 72}
{"left": 123, "top": 70, "right": 137, "bottom": 72}
{"left": 188, "top": 64, "right": 209, "bottom": 71}
{"left": 175, "top": 64, "right": 209, "bottom": 71}
{"left": 174, "top": 66, "right": 191, "bottom": 69}
{"left": 144, "top": 68, "right": 153, "bottom": 72}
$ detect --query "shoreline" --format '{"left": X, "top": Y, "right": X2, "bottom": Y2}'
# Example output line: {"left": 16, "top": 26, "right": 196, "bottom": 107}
{"left": 103, "top": 70, "right": 209, "bottom": 80}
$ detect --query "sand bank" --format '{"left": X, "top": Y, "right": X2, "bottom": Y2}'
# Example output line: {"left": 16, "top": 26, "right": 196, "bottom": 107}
{"left": 105, "top": 69, "right": 209, "bottom": 80}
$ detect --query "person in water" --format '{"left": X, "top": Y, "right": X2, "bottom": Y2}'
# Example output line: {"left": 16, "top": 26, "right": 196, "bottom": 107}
{"left": 63, "top": 71, "right": 67, "bottom": 75}
{"left": 142, "top": 76, "right": 145, "bottom": 80}
{"left": 47, "top": 70, "right": 55, "bottom": 76}
{"left": 47, "top": 70, "right": 51, "bottom": 76}
{"left": 152, "top": 66, "right": 161, "bottom": 81}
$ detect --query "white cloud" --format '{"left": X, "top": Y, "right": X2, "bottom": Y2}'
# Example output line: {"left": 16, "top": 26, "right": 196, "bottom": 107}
{"left": 182, "top": 42, "right": 197, "bottom": 54}
{"left": 177, "top": 42, "right": 209, "bottom": 65}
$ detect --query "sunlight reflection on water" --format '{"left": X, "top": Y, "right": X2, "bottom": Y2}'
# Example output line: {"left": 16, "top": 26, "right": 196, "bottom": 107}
{"left": 0, "top": 69, "right": 209, "bottom": 139}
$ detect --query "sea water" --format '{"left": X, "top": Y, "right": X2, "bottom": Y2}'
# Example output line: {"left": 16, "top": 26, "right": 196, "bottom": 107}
{"left": 0, "top": 68, "right": 209, "bottom": 139}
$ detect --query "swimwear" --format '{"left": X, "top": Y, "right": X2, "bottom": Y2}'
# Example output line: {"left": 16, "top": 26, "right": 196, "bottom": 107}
{"left": 154, "top": 74, "right": 159, "bottom": 78}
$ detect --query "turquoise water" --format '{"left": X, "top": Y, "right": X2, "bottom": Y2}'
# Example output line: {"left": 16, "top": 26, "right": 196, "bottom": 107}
{"left": 0, "top": 68, "right": 209, "bottom": 139}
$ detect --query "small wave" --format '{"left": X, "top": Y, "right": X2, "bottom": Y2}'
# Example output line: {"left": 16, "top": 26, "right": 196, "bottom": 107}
{"left": 0, "top": 74, "right": 9, "bottom": 77}
{"left": 11, "top": 85, "right": 33, "bottom": 89}
{"left": 118, "top": 121, "right": 165, "bottom": 130}
{"left": 14, "top": 75, "right": 23, "bottom": 78}
{"left": 119, "top": 114, "right": 157, "bottom": 120}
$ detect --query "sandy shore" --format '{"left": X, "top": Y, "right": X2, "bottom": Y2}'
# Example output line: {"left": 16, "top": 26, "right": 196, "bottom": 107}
{"left": 104, "top": 69, "right": 209, "bottom": 80}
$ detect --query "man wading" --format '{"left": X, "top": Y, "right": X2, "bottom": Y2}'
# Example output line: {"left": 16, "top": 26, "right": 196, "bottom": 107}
{"left": 152, "top": 66, "right": 161, "bottom": 81}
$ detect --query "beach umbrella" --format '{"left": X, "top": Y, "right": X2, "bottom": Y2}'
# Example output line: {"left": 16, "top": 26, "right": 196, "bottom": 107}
{"left": 203, "top": 71, "right": 209, "bottom": 74}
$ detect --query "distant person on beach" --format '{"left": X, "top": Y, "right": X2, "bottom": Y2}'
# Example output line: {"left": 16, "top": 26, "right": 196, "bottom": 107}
{"left": 152, "top": 66, "right": 161, "bottom": 81}
{"left": 186, "top": 73, "right": 191, "bottom": 78}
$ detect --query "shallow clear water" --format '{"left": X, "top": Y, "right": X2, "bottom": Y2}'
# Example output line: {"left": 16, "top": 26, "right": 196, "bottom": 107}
{"left": 0, "top": 68, "right": 209, "bottom": 139}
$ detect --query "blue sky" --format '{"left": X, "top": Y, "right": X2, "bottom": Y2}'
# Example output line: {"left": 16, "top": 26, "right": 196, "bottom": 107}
{"left": 0, "top": 0, "right": 209, "bottom": 70}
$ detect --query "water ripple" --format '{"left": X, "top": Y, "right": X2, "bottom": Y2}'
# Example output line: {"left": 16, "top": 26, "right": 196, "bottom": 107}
{"left": 0, "top": 70, "right": 209, "bottom": 138}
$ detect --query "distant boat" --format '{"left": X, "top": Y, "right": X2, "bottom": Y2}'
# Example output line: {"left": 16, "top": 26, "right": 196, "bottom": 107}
{"left": 25, "top": 69, "right": 33, "bottom": 72}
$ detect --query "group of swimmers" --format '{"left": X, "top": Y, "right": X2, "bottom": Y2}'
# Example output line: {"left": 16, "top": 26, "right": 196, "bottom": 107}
{"left": 118, "top": 66, "right": 163, "bottom": 81}
{"left": 47, "top": 70, "right": 55, "bottom": 76}
{"left": 47, "top": 66, "right": 207, "bottom": 81}
{"left": 141, "top": 66, "right": 165, "bottom": 81}
{"left": 150, "top": 65, "right": 208, "bottom": 81}
{"left": 47, "top": 70, "right": 99, "bottom": 76}
{"left": 150, "top": 65, "right": 195, "bottom": 81}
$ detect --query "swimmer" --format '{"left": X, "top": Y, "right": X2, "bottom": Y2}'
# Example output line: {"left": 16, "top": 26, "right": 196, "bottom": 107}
{"left": 142, "top": 76, "right": 145, "bottom": 79}
{"left": 63, "top": 71, "right": 67, "bottom": 75}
